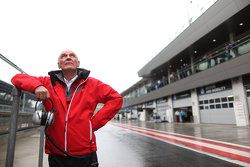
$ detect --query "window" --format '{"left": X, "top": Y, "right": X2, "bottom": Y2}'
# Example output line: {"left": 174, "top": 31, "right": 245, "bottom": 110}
{"left": 210, "top": 105, "right": 215, "bottom": 109}
{"left": 229, "top": 103, "right": 234, "bottom": 108}
{"left": 216, "top": 104, "right": 221, "bottom": 108}
{"left": 228, "top": 96, "right": 234, "bottom": 101}
{"left": 205, "top": 106, "right": 209, "bottom": 109}
{"left": 215, "top": 98, "right": 221, "bottom": 103}
{"left": 199, "top": 101, "right": 203, "bottom": 105}
{"left": 222, "top": 103, "right": 228, "bottom": 108}
{"left": 200, "top": 106, "right": 204, "bottom": 110}
{"left": 209, "top": 99, "right": 214, "bottom": 103}
{"left": 221, "top": 97, "right": 227, "bottom": 102}
{"left": 204, "top": 100, "right": 209, "bottom": 104}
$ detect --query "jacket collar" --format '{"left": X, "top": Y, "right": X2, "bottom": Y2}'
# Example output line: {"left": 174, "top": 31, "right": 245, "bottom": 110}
{"left": 48, "top": 68, "right": 90, "bottom": 86}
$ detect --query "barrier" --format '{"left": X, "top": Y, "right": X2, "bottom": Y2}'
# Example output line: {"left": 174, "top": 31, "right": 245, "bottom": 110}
{"left": 5, "top": 87, "right": 44, "bottom": 167}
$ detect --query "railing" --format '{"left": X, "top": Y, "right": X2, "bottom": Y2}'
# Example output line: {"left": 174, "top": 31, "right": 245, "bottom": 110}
{"left": 0, "top": 52, "right": 40, "bottom": 166}
{"left": 5, "top": 87, "right": 44, "bottom": 167}
{"left": 1, "top": 81, "right": 40, "bottom": 139}
{"left": 0, "top": 104, "right": 12, "bottom": 112}
{"left": 193, "top": 35, "right": 250, "bottom": 74}
{"left": 124, "top": 34, "right": 250, "bottom": 102}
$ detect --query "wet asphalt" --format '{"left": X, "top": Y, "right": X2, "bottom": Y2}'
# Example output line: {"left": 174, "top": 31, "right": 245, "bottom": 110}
{"left": 0, "top": 121, "right": 249, "bottom": 167}
{"left": 96, "top": 123, "right": 245, "bottom": 167}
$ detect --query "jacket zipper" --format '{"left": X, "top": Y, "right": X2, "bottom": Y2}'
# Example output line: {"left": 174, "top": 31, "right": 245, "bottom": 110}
{"left": 64, "top": 79, "right": 88, "bottom": 152}
{"left": 89, "top": 120, "right": 92, "bottom": 141}
{"left": 89, "top": 120, "right": 93, "bottom": 152}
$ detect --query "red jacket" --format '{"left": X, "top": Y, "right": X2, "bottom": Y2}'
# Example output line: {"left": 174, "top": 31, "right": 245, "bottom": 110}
{"left": 11, "top": 68, "right": 123, "bottom": 155}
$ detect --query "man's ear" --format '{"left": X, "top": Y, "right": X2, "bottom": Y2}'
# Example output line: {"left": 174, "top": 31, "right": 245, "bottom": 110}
{"left": 58, "top": 62, "right": 61, "bottom": 69}
{"left": 77, "top": 60, "right": 80, "bottom": 67}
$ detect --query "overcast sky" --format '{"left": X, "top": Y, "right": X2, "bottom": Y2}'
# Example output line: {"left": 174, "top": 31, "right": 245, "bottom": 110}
{"left": 0, "top": 0, "right": 215, "bottom": 93}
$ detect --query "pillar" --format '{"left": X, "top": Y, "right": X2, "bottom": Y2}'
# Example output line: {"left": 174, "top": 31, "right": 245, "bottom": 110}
{"left": 191, "top": 89, "right": 200, "bottom": 124}
{"left": 232, "top": 77, "right": 249, "bottom": 126}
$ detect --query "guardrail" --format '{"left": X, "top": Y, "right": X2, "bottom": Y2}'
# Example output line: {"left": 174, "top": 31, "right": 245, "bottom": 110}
{"left": 5, "top": 87, "right": 44, "bottom": 167}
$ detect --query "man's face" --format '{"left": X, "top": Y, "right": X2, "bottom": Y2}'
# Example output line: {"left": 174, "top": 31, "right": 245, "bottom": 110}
{"left": 58, "top": 50, "right": 80, "bottom": 71}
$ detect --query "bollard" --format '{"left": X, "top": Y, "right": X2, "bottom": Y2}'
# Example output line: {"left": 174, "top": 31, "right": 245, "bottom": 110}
{"left": 5, "top": 87, "right": 21, "bottom": 167}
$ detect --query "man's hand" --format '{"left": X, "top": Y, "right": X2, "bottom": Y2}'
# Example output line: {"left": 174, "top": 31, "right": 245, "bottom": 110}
{"left": 34, "top": 86, "right": 50, "bottom": 100}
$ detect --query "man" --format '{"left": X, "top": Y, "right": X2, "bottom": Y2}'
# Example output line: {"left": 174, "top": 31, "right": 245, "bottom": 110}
{"left": 11, "top": 50, "right": 123, "bottom": 167}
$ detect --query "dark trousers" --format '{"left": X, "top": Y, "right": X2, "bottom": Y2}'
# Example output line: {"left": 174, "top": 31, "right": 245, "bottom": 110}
{"left": 48, "top": 152, "right": 98, "bottom": 167}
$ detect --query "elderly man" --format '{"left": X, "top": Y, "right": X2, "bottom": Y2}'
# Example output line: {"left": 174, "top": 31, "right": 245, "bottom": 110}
{"left": 11, "top": 50, "right": 123, "bottom": 167}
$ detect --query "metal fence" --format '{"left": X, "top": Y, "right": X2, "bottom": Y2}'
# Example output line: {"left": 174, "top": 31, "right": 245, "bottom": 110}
{"left": 5, "top": 87, "right": 44, "bottom": 167}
